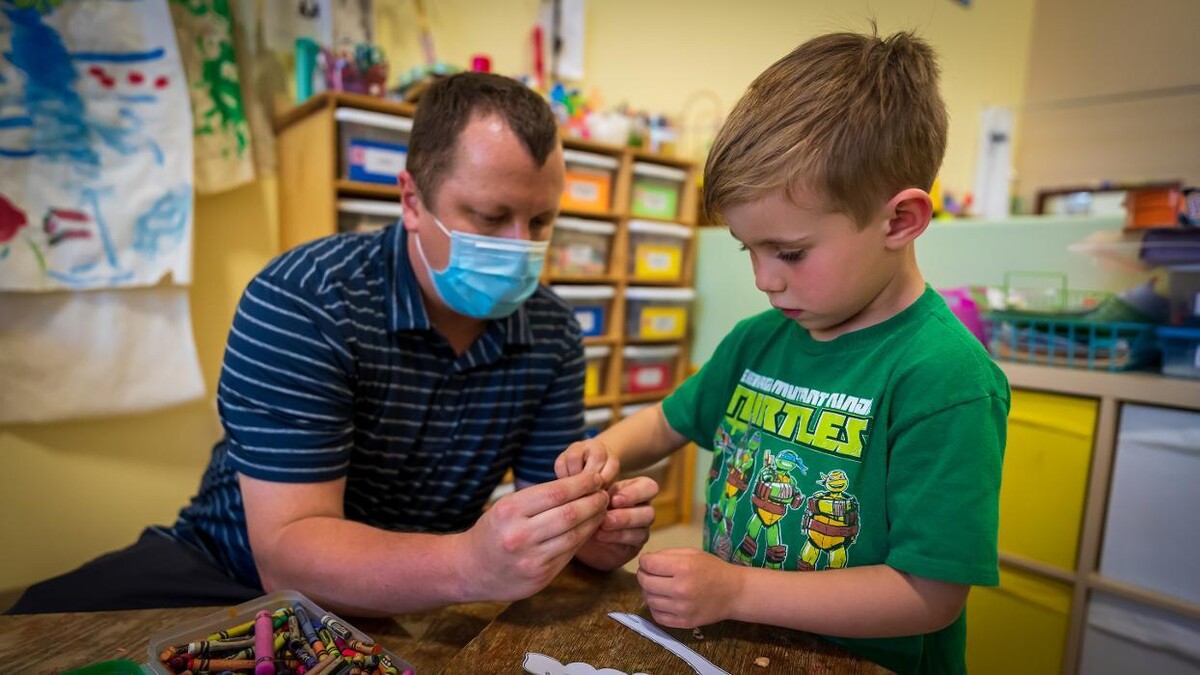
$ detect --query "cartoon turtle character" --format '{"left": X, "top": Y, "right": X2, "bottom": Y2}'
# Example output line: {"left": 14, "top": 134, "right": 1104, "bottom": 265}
{"left": 710, "top": 428, "right": 761, "bottom": 560}
{"left": 798, "top": 469, "right": 860, "bottom": 571}
{"left": 733, "top": 449, "right": 807, "bottom": 569}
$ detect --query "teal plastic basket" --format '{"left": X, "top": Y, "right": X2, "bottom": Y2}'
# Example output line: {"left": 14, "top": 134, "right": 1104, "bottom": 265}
{"left": 987, "top": 313, "right": 1158, "bottom": 372}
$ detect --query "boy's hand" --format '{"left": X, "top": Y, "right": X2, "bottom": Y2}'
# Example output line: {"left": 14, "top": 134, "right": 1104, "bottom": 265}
{"left": 575, "top": 476, "right": 659, "bottom": 571}
{"left": 554, "top": 438, "right": 621, "bottom": 487}
{"left": 636, "top": 548, "right": 745, "bottom": 628}
{"left": 459, "top": 472, "right": 609, "bottom": 602}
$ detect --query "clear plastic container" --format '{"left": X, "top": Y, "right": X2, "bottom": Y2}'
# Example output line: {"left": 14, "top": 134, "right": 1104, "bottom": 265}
{"left": 627, "top": 220, "right": 693, "bottom": 282}
{"left": 583, "top": 407, "right": 613, "bottom": 439}
{"left": 552, "top": 285, "right": 615, "bottom": 338}
{"left": 622, "top": 344, "right": 680, "bottom": 395}
{"left": 561, "top": 150, "right": 619, "bottom": 214}
{"left": 583, "top": 344, "right": 611, "bottom": 397}
{"left": 145, "top": 589, "right": 414, "bottom": 674}
{"left": 336, "top": 107, "right": 412, "bottom": 185}
{"left": 630, "top": 162, "right": 688, "bottom": 219}
{"left": 337, "top": 199, "right": 403, "bottom": 234}
{"left": 1158, "top": 326, "right": 1200, "bottom": 379}
{"left": 1167, "top": 265, "right": 1200, "bottom": 326}
{"left": 625, "top": 287, "right": 695, "bottom": 340}
{"left": 548, "top": 217, "right": 617, "bottom": 277}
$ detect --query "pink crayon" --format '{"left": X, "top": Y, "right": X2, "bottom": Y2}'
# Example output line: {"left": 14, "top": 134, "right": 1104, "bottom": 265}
{"left": 254, "top": 609, "right": 276, "bottom": 675}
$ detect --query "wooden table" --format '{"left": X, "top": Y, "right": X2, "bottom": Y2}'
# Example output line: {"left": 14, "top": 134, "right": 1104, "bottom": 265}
{"left": 0, "top": 564, "right": 888, "bottom": 674}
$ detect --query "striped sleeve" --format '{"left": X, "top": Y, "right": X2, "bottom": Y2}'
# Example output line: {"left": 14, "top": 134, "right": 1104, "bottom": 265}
{"left": 512, "top": 321, "right": 586, "bottom": 485}
{"left": 217, "top": 272, "right": 356, "bottom": 483}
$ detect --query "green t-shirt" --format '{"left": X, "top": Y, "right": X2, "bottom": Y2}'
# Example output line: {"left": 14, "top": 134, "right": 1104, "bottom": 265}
{"left": 662, "top": 286, "right": 1009, "bottom": 675}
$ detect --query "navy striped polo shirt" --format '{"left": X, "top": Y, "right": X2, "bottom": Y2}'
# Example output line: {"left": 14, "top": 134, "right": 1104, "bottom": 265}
{"left": 167, "top": 224, "right": 586, "bottom": 587}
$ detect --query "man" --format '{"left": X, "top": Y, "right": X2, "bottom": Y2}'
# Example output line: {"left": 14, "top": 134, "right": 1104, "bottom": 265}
{"left": 9, "top": 73, "right": 657, "bottom": 615}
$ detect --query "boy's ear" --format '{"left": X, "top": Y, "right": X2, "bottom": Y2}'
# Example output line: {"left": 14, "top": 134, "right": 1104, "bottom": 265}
{"left": 881, "top": 188, "right": 933, "bottom": 249}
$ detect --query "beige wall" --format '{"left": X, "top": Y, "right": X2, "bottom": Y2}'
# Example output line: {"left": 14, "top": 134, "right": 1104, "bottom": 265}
{"left": 0, "top": 0, "right": 1037, "bottom": 599}
{"left": 1015, "top": 0, "right": 1200, "bottom": 207}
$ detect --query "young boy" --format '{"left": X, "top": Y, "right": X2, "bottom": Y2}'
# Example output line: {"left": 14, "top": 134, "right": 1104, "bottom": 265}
{"left": 557, "top": 30, "right": 1008, "bottom": 675}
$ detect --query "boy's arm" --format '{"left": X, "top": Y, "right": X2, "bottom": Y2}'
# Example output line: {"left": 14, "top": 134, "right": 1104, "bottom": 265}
{"left": 638, "top": 551, "right": 967, "bottom": 637}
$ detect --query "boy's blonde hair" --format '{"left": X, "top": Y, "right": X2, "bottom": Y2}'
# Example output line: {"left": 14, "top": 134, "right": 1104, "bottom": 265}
{"left": 703, "top": 30, "right": 948, "bottom": 228}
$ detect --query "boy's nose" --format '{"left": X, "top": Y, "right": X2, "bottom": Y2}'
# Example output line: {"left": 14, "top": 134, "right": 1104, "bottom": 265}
{"left": 753, "top": 262, "right": 785, "bottom": 294}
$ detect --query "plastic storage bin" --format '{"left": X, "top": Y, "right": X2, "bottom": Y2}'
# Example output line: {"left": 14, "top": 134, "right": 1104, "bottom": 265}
{"left": 1080, "top": 592, "right": 1200, "bottom": 675}
{"left": 625, "top": 287, "right": 694, "bottom": 340}
{"left": 336, "top": 107, "right": 412, "bottom": 185}
{"left": 1000, "top": 389, "right": 1097, "bottom": 571}
{"left": 584, "top": 345, "right": 611, "bottom": 397}
{"left": 630, "top": 162, "right": 688, "bottom": 219}
{"left": 622, "top": 345, "right": 679, "bottom": 395}
{"left": 1159, "top": 327, "right": 1200, "bottom": 378}
{"left": 1099, "top": 404, "right": 1200, "bottom": 603}
{"left": 583, "top": 407, "right": 613, "bottom": 438}
{"left": 965, "top": 565, "right": 1072, "bottom": 675}
{"left": 337, "top": 199, "right": 403, "bottom": 234}
{"left": 1167, "top": 266, "right": 1200, "bottom": 326}
{"left": 561, "top": 150, "right": 619, "bottom": 214}
{"left": 146, "top": 589, "right": 413, "bottom": 674}
{"left": 552, "top": 285, "right": 615, "bottom": 338}
{"left": 627, "top": 220, "right": 693, "bottom": 282}
{"left": 548, "top": 217, "right": 617, "bottom": 277}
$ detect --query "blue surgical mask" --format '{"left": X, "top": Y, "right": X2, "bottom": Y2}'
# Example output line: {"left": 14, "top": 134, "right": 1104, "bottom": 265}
{"left": 414, "top": 213, "right": 549, "bottom": 319}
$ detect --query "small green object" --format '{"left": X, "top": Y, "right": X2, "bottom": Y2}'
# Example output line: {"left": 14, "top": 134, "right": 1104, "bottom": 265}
{"left": 63, "top": 660, "right": 146, "bottom": 675}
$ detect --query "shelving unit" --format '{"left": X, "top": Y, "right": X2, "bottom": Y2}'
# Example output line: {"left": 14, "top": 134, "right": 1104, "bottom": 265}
{"left": 274, "top": 92, "right": 698, "bottom": 529}
{"left": 966, "top": 363, "right": 1200, "bottom": 675}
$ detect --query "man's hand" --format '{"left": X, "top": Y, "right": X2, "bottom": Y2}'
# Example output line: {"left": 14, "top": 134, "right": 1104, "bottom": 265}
{"left": 554, "top": 438, "right": 621, "bottom": 487}
{"left": 637, "top": 548, "right": 745, "bottom": 628}
{"left": 458, "top": 471, "right": 609, "bottom": 603}
{"left": 575, "top": 476, "right": 659, "bottom": 571}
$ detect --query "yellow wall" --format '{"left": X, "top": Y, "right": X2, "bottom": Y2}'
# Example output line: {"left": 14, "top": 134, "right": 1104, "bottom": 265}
{"left": 0, "top": 1, "right": 1037, "bottom": 600}
{"left": 377, "top": 0, "right": 1037, "bottom": 196}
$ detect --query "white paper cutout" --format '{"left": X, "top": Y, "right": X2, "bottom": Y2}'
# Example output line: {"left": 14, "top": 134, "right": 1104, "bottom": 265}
{"left": 608, "top": 613, "right": 730, "bottom": 675}
{"left": 522, "top": 652, "right": 648, "bottom": 675}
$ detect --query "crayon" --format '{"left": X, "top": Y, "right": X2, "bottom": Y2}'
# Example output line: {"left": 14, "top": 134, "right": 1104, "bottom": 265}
{"left": 304, "top": 654, "right": 343, "bottom": 675}
{"left": 319, "top": 614, "right": 353, "bottom": 640}
{"left": 254, "top": 609, "right": 276, "bottom": 675}
{"left": 346, "top": 639, "right": 381, "bottom": 656}
{"left": 288, "top": 614, "right": 320, "bottom": 668}
{"left": 193, "top": 658, "right": 256, "bottom": 671}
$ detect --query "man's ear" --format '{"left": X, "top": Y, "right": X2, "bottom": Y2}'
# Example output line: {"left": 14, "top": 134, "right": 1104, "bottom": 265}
{"left": 397, "top": 171, "right": 423, "bottom": 233}
{"left": 881, "top": 188, "right": 933, "bottom": 250}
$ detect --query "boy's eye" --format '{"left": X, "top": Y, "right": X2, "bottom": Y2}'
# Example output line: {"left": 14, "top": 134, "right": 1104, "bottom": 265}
{"left": 778, "top": 249, "right": 805, "bottom": 263}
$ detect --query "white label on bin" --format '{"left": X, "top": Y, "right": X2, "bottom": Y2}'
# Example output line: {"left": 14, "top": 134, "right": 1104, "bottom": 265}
{"left": 651, "top": 314, "right": 680, "bottom": 334}
{"left": 634, "top": 367, "right": 666, "bottom": 388}
{"left": 569, "top": 181, "right": 600, "bottom": 202}
{"left": 640, "top": 191, "right": 669, "bottom": 212}
{"left": 362, "top": 147, "right": 407, "bottom": 175}
{"left": 1195, "top": 345, "right": 1200, "bottom": 369}
{"left": 644, "top": 250, "right": 673, "bottom": 271}
{"left": 566, "top": 244, "right": 597, "bottom": 266}
{"left": 575, "top": 310, "right": 596, "bottom": 334}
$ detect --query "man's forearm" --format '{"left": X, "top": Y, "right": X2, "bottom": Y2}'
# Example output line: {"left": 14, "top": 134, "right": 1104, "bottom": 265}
{"left": 254, "top": 517, "right": 473, "bottom": 617}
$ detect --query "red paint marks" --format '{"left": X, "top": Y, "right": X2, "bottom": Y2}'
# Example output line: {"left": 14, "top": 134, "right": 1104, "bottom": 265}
{"left": 128, "top": 71, "right": 145, "bottom": 85}
{"left": 154, "top": 76, "right": 170, "bottom": 89}
{"left": 0, "top": 193, "right": 29, "bottom": 245}
{"left": 100, "top": 77, "right": 116, "bottom": 89}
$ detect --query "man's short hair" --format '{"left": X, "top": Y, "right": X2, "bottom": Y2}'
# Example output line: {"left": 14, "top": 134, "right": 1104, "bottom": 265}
{"left": 408, "top": 72, "right": 560, "bottom": 205}
{"left": 703, "top": 29, "right": 948, "bottom": 228}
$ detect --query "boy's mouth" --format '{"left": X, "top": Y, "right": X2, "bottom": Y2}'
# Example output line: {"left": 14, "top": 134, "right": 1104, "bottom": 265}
{"left": 775, "top": 306, "right": 804, "bottom": 319}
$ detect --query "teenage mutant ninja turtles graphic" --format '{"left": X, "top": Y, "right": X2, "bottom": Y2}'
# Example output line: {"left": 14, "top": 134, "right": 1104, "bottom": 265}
{"left": 704, "top": 423, "right": 738, "bottom": 547}
{"left": 734, "top": 448, "right": 808, "bottom": 569}
{"left": 798, "top": 469, "right": 860, "bottom": 571}
{"left": 710, "top": 427, "right": 761, "bottom": 560}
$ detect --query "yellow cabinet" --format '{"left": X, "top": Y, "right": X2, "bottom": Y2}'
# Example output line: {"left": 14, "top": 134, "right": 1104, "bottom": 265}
{"left": 999, "top": 389, "right": 1098, "bottom": 570}
{"left": 967, "top": 565, "right": 1073, "bottom": 675}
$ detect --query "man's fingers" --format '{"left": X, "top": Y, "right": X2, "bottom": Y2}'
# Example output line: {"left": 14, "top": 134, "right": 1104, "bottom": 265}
{"left": 533, "top": 505, "right": 608, "bottom": 557}
{"left": 509, "top": 471, "right": 603, "bottom": 518}
{"left": 525, "top": 488, "right": 609, "bottom": 544}
{"left": 593, "top": 526, "right": 650, "bottom": 547}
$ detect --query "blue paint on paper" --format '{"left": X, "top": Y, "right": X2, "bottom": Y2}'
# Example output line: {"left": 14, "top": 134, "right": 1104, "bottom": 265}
{"left": 0, "top": 147, "right": 35, "bottom": 157}
{"left": 134, "top": 186, "right": 190, "bottom": 258}
{"left": 82, "top": 187, "right": 119, "bottom": 268}
{"left": 0, "top": 116, "right": 32, "bottom": 128}
{"left": 69, "top": 48, "right": 165, "bottom": 63}
{"left": 117, "top": 94, "right": 157, "bottom": 105}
